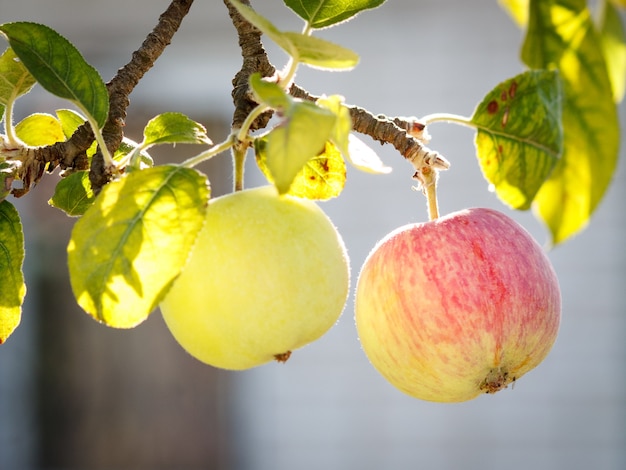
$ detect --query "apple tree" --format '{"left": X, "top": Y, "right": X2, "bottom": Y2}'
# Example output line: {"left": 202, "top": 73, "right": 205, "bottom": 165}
{"left": 0, "top": 0, "right": 623, "bottom": 401}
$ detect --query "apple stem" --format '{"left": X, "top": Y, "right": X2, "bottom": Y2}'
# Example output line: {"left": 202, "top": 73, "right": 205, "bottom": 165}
{"left": 416, "top": 165, "right": 439, "bottom": 220}
{"left": 425, "top": 169, "right": 440, "bottom": 220}
{"left": 233, "top": 144, "right": 246, "bottom": 191}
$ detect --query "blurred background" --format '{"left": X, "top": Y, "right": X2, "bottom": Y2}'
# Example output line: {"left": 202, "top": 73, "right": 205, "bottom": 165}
{"left": 0, "top": 1, "right": 624, "bottom": 469}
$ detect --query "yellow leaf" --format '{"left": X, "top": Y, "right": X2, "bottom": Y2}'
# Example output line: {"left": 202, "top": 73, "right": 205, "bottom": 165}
{"left": 0, "top": 201, "right": 26, "bottom": 343}
{"left": 499, "top": 0, "right": 530, "bottom": 26}
{"left": 15, "top": 113, "right": 65, "bottom": 146}
{"left": 67, "top": 166, "right": 209, "bottom": 328}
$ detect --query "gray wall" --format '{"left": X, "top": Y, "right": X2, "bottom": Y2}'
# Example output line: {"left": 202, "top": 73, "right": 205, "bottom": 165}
{"left": 0, "top": 1, "right": 624, "bottom": 469}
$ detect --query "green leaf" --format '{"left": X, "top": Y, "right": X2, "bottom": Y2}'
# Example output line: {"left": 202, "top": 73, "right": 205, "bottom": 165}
{"left": 263, "top": 101, "right": 337, "bottom": 193}
{"left": 281, "top": 32, "right": 359, "bottom": 70}
{"left": 15, "top": 113, "right": 65, "bottom": 146}
{"left": 142, "top": 112, "right": 212, "bottom": 148}
{"left": 67, "top": 166, "right": 209, "bottom": 328}
{"left": 0, "top": 47, "right": 36, "bottom": 116}
{"left": 470, "top": 70, "right": 563, "bottom": 210}
{"left": 284, "top": 0, "right": 386, "bottom": 29}
{"left": 0, "top": 200, "right": 26, "bottom": 344}
{"left": 316, "top": 94, "right": 352, "bottom": 157}
{"left": 229, "top": 1, "right": 358, "bottom": 70}
{"left": 256, "top": 139, "right": 346, "bottom": 199}
{"left": 0, "top": 22, "right": 109, "bottom": 128}
{"left": 249, "top": 72, "right": 293, "bottom": 110}
{"left": 522, "top": 0, "right": 620, "bottom": 244}
{"left": 117, "top": 137, "right": 154, "bottom": 170}
{"left": 598, "top": 0, "right": 626, "bottom": 102}
{"left": 48, "top": 171, "right": 95, "bottom": 217}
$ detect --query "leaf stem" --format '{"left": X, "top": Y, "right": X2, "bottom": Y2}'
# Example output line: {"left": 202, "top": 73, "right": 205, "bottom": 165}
{"left": 420, "top": 112, "right": 475, "bottom": 130}
{"left": 85, "top": 113, "right": 116, "bottom": 171}
{"left": 237, "top": 104, "right": 270, "bottom": 142}
{"left": 2, "top": 101, "right": 20, "bottom": 148}
{"left": 277, "top": 35, "right": 304, "bottom": 90}
{"left": 180, "top": 136, "right": 234, "bottom": 168}
{"left": 232, "top": 144, "right": 246, "bottom": 191}
{"left": 180, "top": 102, "right": 268, "bottom": 176}
{"left": 277, "top": 52, "right": 300, "bottom": 91}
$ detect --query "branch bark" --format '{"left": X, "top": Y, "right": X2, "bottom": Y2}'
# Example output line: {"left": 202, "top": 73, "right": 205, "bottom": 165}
{"left": 224, "top": 0, "right": 275, "bottom": 131}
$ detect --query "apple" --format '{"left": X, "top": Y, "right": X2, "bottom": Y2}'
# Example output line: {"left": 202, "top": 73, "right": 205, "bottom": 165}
{"left": 160, "top": 185, "right": 350, "bottom": 370}
{"left": 355, "top": 208, "right": 561, "bottom": 402}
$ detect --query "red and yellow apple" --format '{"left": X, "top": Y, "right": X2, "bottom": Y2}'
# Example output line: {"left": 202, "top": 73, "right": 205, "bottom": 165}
{"left": 160, "top": 185, "right": 350, "bottom": 370}
{"left": 355, "top": 208, "right": 561, "bottom": 402}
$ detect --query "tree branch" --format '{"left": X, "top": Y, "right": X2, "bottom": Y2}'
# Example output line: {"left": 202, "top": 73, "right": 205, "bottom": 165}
{"left": 224, "top": 0, "right": 275, "bottom": 131}
{"left": 19, "top": 0, "right": 195, "bottom": 197}
{"left": 290, "top": 85, "right": 449, "bottom": 176}
{"left": 225, "top": 0, "right": 449, "bottom": 177}
{"left": 91, "top": 0, "right": 195, "bottom": 193}
{"left": 21, "top": 0, "right": 447, "bottom": 198}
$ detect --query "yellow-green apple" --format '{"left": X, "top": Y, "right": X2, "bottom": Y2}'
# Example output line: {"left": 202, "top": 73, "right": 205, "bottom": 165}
{"left": 355, "top": 208, "right": 561, "bottom": 402}
{"left": 160, "top": 185, "right": 349, "bottom": 370}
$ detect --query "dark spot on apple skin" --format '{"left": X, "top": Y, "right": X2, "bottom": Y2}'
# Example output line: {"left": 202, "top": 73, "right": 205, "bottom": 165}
{"left": 508, "top": 81, "right": 517, "bottom": 99}
{"left": 487, "top": 100, "right": 499, "bottom": 114}
{"left": 274, "top": 351, "right": 292, "bottom": 363}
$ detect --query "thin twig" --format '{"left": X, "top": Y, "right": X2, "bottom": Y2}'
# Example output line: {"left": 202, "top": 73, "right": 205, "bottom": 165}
{"left": 90, "top": 0, "right": 195, "bottom": 193}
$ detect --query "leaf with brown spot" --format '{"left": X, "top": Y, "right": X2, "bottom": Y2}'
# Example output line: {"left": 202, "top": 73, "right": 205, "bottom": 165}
{"left": 255, "top": 139, "right": 346, "bottom": 200}
{"left": 522, "top": 0, "right": 620, "bottom": 244}
{"left": 471, "top": 69, "right": 563, "bottom": 210}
